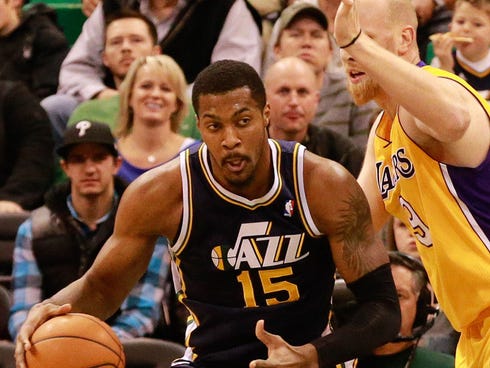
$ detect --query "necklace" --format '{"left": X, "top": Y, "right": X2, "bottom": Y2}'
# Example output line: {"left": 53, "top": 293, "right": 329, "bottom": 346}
{"left": 147, "top": 154, "right": 156, "bottom": 163}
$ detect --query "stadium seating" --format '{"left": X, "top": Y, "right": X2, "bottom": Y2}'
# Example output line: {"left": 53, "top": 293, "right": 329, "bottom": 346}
{"left": 0, "top": 212, "right": 30, "bottom": 290}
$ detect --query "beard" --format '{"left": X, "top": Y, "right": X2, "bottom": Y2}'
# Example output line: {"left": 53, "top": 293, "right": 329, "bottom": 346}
{"left": 347, "top": 76, "right": 381, "bottom": 106}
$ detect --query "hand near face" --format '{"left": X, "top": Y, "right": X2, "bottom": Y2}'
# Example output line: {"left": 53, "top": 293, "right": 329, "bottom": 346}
{"left": 431, "top": 33, "right": 455, "bottom": 72}
{"left": 334, "top": 0, "right": 361, "bottom": 48}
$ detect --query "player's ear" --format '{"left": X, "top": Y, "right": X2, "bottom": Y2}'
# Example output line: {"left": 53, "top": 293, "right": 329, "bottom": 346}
{"left": 398, "top": 25, "right": 416, "bottom": 55}
{"left": 263, "top": 103, "right": 271, "bottom": 128}
{"left": 112, "top": 155, "right": 123, "bottom": 173}
{"left": 102, "top": 51, "right": 109, "bottom": 68}
{"left": 60, "top": 159, "right": 69, "bottom": 176}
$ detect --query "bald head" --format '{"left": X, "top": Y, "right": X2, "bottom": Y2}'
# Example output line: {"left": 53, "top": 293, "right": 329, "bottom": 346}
{"left": 352, "top": 0, "right": 419, "bottom": 59}
{"left": 358, "top": 0, "right": 418, "bottom": 29}
{"left": 264, "top": 57, "right": 320, "bottom": 142}
{"left": 264, "top": 57, "right": 317, "bottom": 90}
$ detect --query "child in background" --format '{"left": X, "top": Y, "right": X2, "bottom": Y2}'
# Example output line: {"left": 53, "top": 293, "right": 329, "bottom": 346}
{"left": 431, "top": 0, "right": 490, "bottom": 100}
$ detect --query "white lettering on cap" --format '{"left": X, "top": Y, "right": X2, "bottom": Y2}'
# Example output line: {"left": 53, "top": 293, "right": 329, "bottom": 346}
{"left": 76, "top": 120, "right": 92, "bottom": 137}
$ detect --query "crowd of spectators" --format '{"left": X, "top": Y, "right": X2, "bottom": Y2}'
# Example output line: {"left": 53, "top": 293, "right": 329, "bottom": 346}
{"left": 3, "top": 0, "right": 486, "bottom": 367}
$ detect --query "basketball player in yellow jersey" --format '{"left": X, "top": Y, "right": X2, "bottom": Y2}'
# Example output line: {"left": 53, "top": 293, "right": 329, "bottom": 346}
{"left": 335, "top": 0, "right": 490, "bottom": 367}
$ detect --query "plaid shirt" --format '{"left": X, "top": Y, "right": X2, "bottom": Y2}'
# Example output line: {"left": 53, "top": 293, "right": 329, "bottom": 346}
{"left": 8, "top": 195, "right": 167, "bottom": 341}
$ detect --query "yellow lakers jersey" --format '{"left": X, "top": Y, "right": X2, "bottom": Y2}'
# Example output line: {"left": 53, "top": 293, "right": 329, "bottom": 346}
{"left": 374, "top": 66, "right": 490, "bottom": 331}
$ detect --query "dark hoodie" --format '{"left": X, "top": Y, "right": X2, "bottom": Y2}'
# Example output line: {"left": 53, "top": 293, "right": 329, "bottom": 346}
{"left": 0, "top": 3, "right": 69, "bottom": 99}
{"left": 0, "top": 81, "right": 54, "bottom": 209}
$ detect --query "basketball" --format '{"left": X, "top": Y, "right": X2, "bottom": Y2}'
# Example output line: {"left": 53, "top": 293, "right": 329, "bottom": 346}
{"left": 25, "top": 313, "right": 125, "bottom": 368}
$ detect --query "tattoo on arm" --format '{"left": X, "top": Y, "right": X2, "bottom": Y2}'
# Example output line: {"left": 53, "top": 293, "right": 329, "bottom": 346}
{"left": 335, "top": 189, "right": 374, "bottom": 276}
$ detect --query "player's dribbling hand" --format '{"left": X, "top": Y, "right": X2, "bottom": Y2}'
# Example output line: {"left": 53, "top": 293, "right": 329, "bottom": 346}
{"left": 15, "top": 302, "right": 72, "bottom": 368}
{"left": 249, "top": 320, "right": 319, "bottom": 368}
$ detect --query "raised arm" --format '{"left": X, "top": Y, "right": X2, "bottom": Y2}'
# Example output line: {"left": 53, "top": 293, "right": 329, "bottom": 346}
{"left": 335, "top": 0, "right": 490, "bottom": 167}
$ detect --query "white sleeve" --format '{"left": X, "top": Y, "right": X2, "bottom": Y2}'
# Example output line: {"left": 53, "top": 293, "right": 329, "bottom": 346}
{"left": 58, "top": 4, "right": 107, "bottom": 101}
{"left": 430, "top": 56, "right": 441, "bottom": 68}
{"left": 211, "top": 0, "right": 263, "bottom": 75}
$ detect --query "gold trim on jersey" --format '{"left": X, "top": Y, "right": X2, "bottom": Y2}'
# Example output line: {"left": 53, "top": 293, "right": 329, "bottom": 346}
{"left": 292, "top": 144, "right": 323, "bottom": 237}
{"left": 374, "top": 112, "right": 392, "bottom": 147}
{"left": 456, "top": 58, "right": 490, "bottom": 79}
{"left": 171, "top": 149, "right": 194, "bottom": 256}
{"left": 172, "top": 257, "right": 199, "bottom": 349}
{"left": 198, "top": 140, "right": 283, "bottom": 210}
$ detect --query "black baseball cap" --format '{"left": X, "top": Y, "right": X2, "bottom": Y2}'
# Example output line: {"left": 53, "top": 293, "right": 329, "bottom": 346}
{"left": 276, "top": 2, "right": 328, "bottom": 39}
{"left": 56, "top": 120, "right": 118, "bottom": 158}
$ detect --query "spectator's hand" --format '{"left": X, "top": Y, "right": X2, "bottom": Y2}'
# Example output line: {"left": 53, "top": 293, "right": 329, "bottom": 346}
{"left": 249, "top": 320, "right": 319, "bottom": 368}
{"left": 95, "top": 88, "right": 119, "bottom": 100}
{"left": 0, "top": 201, "right": 24, "bottom": 214}
{"left": 15, "top": 302, "right": 72, "bottom": 368}
{"left": 82, "top": 0, "right": 99, "bottom": 17}
{"left": 431, "top": 33, "right": 455, "bottom": 72}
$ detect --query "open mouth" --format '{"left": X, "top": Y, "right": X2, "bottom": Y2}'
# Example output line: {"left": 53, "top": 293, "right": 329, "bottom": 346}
{"left": 349, "top": 70, "right": 366, "bottom": 83}
{"left": 223, "top": 156, "right": 247, "bottom": 173}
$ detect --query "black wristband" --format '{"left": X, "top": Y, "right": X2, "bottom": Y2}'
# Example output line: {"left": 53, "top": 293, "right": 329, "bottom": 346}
{"left": 339, "top": 29, "right": 362, "bottom": 49}
{"left": 311, "top": 263, "right": 400, "bottom": 367}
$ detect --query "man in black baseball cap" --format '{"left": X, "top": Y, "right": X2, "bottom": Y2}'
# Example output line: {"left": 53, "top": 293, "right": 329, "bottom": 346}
{"left": 9, "top": 118, "right": 165, "bottom": 344}
{"left": 56, "top": 120, "right": 118, "bottom": 159}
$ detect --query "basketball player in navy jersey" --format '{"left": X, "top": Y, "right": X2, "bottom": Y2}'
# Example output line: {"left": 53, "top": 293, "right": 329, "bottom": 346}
{"left": 14, "top": 60, "right": 400, "bottom": 368}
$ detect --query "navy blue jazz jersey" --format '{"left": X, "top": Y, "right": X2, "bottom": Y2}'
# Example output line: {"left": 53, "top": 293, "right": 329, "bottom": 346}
{"left": 170, "top": 139, "right": 335, "bottom": 368}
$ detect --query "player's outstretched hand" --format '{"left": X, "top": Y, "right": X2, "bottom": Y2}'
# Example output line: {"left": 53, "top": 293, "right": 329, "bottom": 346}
{"left": 249, "top": 320, "right": 319, "bottom": 368}
{"left": 15, "top": 302, "right": 72, "bottom": 368}
{"left": 334, "top": 0, "right": 361, "bottom": 49}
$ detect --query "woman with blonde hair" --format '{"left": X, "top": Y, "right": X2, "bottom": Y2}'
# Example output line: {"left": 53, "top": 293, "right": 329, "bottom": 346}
{"left": 116, "top": 55, "right": 196, "bottom": 182}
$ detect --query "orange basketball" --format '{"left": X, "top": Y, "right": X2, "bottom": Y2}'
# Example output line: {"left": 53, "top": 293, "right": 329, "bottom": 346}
{"left": 25, "top": 313, "right": 125, "bottom": 368}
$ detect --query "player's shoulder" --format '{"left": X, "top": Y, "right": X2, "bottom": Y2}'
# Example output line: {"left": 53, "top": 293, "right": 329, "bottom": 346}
{"left": 302, "top": 150, "right": 363, "bottom": 213}
{"left": 123, "top": 157, "right": 182, "bottom": 202}
{"left": 303, "top": 150, "right": 354, "bottom": 184}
